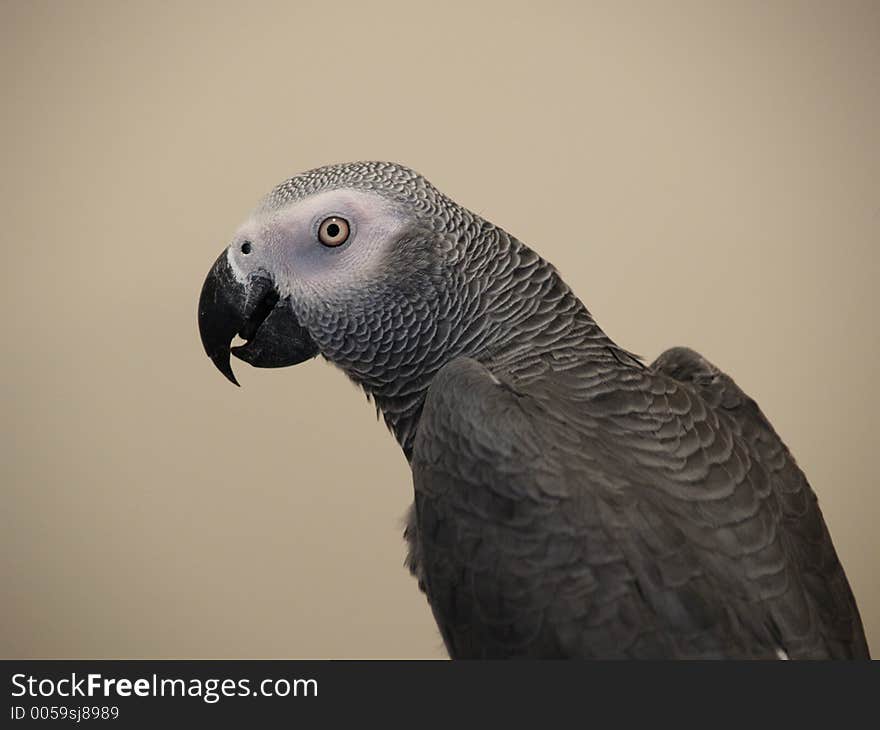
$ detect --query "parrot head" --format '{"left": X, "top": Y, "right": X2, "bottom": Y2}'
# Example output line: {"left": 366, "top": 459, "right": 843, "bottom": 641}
{"left": 198, "top": 161, "right": 475, "bottom": 389}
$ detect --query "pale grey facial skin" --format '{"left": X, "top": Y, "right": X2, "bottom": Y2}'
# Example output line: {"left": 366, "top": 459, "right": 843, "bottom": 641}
{"left": 226, "top": 189, "right": 417, "bottom": 314}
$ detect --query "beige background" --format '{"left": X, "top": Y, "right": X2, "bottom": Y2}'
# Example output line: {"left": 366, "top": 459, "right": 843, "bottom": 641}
{"left": 1, "top": 0, "right": 877, "bottom": 658}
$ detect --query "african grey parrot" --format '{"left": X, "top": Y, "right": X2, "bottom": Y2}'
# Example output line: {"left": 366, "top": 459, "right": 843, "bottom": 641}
{"left": 198, "top": 161, "right": 868, "bottom": 659}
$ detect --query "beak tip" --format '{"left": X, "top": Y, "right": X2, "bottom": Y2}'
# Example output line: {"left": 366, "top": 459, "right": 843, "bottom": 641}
{"left": 209, "top": 351, "right": 241, "bottom": 387}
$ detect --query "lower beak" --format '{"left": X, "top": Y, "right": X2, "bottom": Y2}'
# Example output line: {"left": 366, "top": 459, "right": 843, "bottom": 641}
{"left": 197, "top": 251, "right": 318, "bottom": 386}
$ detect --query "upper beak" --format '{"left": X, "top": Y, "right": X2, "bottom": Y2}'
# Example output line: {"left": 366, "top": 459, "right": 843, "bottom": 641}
{"left": 197, "top": 251, "right": 318, "bottom": 386}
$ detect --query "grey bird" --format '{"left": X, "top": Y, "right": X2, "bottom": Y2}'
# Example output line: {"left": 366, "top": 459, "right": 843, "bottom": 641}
{"left": 198, "top": 161, "right": 868, "bottom": 659}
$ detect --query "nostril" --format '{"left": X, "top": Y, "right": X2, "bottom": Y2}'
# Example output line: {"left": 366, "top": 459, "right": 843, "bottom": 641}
{"left": 241, "top": 241, "right": 252, "bottom": 254}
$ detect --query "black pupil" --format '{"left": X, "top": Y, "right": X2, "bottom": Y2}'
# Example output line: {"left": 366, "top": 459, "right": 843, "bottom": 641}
{"left": 326, "top": 222, "right": 340, "bottom": 238}
{"left": 241, "top": 241, "right": 252, "bottom": 254}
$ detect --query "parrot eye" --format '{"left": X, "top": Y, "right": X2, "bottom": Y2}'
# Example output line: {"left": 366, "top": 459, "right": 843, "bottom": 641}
{"left": 240, "top": 241, "right": 252, "bottom": 254}
{"left": 318, "top": 217, "right": 350, "bottom": 247}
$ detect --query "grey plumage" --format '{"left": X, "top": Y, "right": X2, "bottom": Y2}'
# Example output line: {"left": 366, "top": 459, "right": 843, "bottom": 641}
{"left": 198, "top": 161, "right": 869, "bottom": 659}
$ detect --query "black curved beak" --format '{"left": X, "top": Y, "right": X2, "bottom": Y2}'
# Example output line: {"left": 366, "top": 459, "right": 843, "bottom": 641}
{"left": 197, "top": 251, "right": 318, "bottom": 386}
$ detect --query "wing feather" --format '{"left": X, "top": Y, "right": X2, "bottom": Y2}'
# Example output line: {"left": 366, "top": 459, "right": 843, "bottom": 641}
{"left": 409, "top": 351, "right": 868, "bottom": 659}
